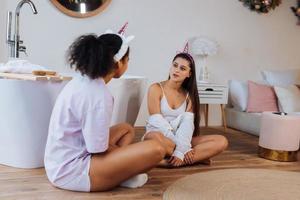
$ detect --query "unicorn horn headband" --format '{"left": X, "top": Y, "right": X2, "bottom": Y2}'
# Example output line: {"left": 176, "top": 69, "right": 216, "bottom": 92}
{"left": 118, "top": 22, "right": 128, "bottom": 35}
{"left": 176, "top": 41, "right": 195, "bottom": 65}
{"left": 176, "top": 42, "right": 190, "bottom": 54}
{"left": 183, "top": 42, "right": 189, "bottom": 53}
{"left": 105, "top": 22, "right": 135, "bottom": 62}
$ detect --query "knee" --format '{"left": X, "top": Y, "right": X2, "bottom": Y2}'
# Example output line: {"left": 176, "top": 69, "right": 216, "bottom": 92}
{"left": 148, "top": 140, "right": 166, "bottom": 159}
{"left": 121, "top": 123, "right": 135, "bottom": 136}
{"left": 144, "top": 132, "right": 165, "bottom": 143}
{"left": 218, "top": 135, "right": 228, "bottom": 151}
{"left": 145, "top": 132, "right": 175, "bottom": 155}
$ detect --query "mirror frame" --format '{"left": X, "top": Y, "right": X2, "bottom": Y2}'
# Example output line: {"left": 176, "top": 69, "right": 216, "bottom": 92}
{"left": 50, "top": 0, "right": 112, "bottom": 18}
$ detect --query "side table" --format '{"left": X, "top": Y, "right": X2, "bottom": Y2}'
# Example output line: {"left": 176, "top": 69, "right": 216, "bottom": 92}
{"left": 198, "top": 82, "right": 229, "bottom": 132}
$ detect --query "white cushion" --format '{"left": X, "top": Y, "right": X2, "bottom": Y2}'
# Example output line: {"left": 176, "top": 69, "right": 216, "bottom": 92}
{"left": 274, "top": 85, "right": 300, "bottom": 113}
{"left": 229, "top": 80, "right": 248, "bottom": 111}
{"left": 261, "top": 69, "right": 300, "bottom": 86}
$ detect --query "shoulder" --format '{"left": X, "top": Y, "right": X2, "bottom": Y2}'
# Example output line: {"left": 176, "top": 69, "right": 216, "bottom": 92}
{"left": 148, "top": 82, "right": 163, "bottom": 98}
{"left": 77, "top": 78, "right": 112, "bottom": 106}
{"left": 149, "top": 82, "right": 162, "bottom": 93}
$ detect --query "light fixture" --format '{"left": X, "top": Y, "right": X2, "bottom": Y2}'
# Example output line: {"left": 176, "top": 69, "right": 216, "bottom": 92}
{"left": 79, "top": 2, "right": 86, "bottom": 13}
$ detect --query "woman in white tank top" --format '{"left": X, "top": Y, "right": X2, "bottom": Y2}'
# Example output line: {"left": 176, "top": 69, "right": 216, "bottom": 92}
{"left": 159, "top": 81, "right": 189, "bottom": 122}
{"left": 143, "top": 52, "right": 228, "bottom": 167}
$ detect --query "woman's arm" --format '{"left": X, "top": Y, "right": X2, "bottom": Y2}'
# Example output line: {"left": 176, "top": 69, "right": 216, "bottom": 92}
{"left": 147, "top": 83, "right": 162, "bottom": 115}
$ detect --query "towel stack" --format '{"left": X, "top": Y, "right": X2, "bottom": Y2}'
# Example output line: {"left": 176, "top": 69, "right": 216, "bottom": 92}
{"left": 0, "top": 59, "right": 71, "bottom": 81}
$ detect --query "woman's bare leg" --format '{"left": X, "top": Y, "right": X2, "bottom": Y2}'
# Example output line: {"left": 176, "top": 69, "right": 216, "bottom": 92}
{"left": 143, "top": 132, "right": 177, "bottom": 168}
{"left": 190, "top": 135, "right": 228, "bottom": 164}
{"left": 89, "top": 124, "right": 166, "bottom": 191}
{"left": 89, "top": 140, "right": 166, "bottom": 191}
{"left": 109, "top": 123, "right": 135, "bottom": 148}
{"left": 144, "top": 132, "right": 175, "bottom": 156}
{"left": 143, "top": 131, "right": 227, "bottom": 167}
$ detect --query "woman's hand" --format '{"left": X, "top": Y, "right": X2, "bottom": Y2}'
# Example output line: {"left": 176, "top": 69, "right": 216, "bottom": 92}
{"left": 184, "top": 149, "right": 195, "bottom": 165}
{"left": 168, "top": 156, "right": 184, "bottom": 167}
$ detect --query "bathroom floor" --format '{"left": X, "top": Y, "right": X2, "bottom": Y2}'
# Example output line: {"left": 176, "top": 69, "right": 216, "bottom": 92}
{"left": 0, "top": 127, "right": 299, "bottom": 200}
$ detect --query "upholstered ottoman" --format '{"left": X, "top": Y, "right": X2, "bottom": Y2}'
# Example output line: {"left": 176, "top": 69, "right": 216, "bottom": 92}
{"left": 258, "top": 112, "right": 300, "bottom": 161}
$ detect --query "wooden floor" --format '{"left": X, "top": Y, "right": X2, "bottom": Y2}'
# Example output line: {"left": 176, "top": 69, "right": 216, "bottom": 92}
{"left": 1, "top": 127, "right": 300, "bottom": 200}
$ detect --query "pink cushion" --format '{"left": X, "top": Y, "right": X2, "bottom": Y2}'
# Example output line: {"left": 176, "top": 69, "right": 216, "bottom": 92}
{"left": 246, "top": 81, "right": 279, "bottom": 113}
{"left": 259, "top": 112, "right": 300, "bottom": 151}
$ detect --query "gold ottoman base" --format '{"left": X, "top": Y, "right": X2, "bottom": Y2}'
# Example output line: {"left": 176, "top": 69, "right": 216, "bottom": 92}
{"left": 258, "top": 146, "right": 298, "bottom": 162}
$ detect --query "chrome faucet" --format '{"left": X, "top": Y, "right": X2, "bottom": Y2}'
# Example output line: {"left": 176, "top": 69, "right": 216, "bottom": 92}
{"left": 6, "top": 0, "right": 38, "bottom": 58}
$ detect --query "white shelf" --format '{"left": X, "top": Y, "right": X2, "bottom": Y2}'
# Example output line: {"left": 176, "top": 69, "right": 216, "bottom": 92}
{"left": 198, "top": 83, "right": 228, "bottom": 104}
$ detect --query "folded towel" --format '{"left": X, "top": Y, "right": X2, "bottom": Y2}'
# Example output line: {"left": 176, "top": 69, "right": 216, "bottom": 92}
{"left": 0, "top": 59, "right": 47, "bottom": 74}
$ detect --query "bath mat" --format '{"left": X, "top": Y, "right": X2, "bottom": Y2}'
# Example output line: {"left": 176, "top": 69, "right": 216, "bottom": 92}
{"left": 163, "top": 168, "right": 300, "bottom": 200}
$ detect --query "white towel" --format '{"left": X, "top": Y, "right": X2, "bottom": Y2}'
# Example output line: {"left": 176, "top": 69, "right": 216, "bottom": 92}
{"left": 146, "top": 112, "right": 195, "bottom": 160}
{"left": 0, "top": 59, "right": 47, "bottom": 74}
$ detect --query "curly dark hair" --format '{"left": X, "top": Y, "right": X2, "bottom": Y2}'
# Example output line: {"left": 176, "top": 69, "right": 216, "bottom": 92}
{"left": 68, "top": 33, "right": 129, "bottom": 79}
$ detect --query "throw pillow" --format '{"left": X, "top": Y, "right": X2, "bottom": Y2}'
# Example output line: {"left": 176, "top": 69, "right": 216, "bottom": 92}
{"left": 261, "top": 69, "right": 300, "bottom": 86}
{"left": 229, "top": 80, "right": 248, "bottom": 111}
{"left": 246, "top": 81, "right": 278, "bottom": 113}
{"left": 274, "top": 85, "right": 300, "bottom": 113}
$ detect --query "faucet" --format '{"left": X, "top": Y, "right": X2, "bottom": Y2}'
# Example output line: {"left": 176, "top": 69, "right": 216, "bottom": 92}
{"left": 6, "top": 0, "right": 38, "bottom": 58}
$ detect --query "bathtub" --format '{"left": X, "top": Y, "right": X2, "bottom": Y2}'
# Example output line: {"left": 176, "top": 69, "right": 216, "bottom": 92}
{"left": 0, "top": 79, "right": 68, "bottom": 168}
{"left": 107, "top": 75, "right": 147, "bottom": 126}
{"left": 0, "top": 75, "right": 147, "bottom": 168}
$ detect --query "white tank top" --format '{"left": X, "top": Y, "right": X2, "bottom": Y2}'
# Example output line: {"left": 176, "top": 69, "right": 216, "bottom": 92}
{"left": 158, "top": 83, "right": 189, "bottom": 122}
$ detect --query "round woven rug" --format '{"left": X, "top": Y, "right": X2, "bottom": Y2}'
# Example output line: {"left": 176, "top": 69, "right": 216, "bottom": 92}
{"left": 163, "top": 168, "right": 300, "bottom": 200}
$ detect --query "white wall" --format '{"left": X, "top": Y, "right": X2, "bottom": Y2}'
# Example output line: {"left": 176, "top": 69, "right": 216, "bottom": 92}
{"left": 1, "top": 0, "right": 300, "bottom": 126}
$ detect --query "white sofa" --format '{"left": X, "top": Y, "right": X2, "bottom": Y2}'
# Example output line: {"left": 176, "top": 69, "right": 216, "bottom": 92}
{"left": 225, "top": 107, "right": 261, "bottom": 136}
{"left": 225, "top": 69, "right": 300, "bottom": 136}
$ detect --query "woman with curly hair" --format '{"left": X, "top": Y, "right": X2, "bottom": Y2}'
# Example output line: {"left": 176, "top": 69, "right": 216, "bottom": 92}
{"left": 44, "top": 31, "right": 166, "bottom": 192}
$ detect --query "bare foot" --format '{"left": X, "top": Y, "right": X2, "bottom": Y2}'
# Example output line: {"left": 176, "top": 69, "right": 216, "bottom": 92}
{"left": 157, "top": 158, "right": 212, "bottom": 168}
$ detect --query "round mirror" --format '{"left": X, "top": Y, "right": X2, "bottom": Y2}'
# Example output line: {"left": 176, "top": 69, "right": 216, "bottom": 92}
{"left": 50, "top": 0, "right": 111, "bottom": 18}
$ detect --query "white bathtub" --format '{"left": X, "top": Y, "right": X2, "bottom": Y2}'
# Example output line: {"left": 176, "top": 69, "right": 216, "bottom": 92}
{"left": 0, "top": 75, "right": 147, "bottom": 168}
{"left": 0, "top": 79, "right": 68, "bottom": 169}
{"left": 108, "top": 75, "right": 147, "bottom": 126}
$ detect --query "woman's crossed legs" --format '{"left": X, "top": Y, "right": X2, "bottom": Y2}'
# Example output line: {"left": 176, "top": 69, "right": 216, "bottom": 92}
{"left": 89, "top": 123, "right": 166, "bottom": 191}
{"left": 144, "top": 131, "right": 228, "bottom": 167}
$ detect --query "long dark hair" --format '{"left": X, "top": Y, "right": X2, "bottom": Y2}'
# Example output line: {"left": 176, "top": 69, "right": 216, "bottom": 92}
{"left": 173, "top": 53, "right": 200, "bottom": 136}
{"left": 68, "top": 33, "right": 129, "bottom": 79}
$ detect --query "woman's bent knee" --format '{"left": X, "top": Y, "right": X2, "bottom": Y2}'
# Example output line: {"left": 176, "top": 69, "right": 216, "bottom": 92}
{"left": 120, "top": 123, "right": 135, "bottom": 139}
{"left": 144, "top": 132, "right": 165, "bottom": 142}
{"left": 218, "top": 136, "right": 228, "bottom": 151}
{"left": 122, "top": 123, "right": 134, "bottom": 133}
{"left": 147, "top": 140, "right": 166, "bottom": 159}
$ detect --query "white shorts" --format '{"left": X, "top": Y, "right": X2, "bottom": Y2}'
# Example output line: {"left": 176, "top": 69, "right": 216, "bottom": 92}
{"left": 52, "top": 158, "right": 91, "bottom": 192}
